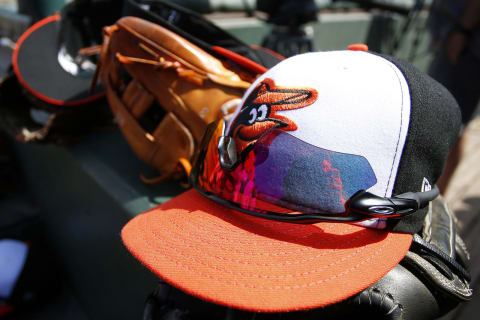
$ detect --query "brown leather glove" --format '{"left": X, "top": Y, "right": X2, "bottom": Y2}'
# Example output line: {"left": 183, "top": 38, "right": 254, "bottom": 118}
{"left": 95, "top": 16, "right": 252, "bottom": 183}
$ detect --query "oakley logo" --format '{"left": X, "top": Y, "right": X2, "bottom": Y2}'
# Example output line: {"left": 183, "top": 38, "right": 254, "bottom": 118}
{"left": 369, "top": 206, "right": 395, "bottom": 215}
{"left": 229, "top": 78, "right": 318, "bottom": 154}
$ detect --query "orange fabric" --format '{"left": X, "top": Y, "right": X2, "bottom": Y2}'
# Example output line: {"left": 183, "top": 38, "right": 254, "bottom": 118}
{"left": 250, "top": 44, "right": 286, "bottom": 61}
{"left": 121, "top": 189, "right": 412, "bottom": 312}
{"left": 347, "top": 43, "right": 369, "bottom": 51}
{"left": 212, "top": 46, "right": 267, "bottom": 75}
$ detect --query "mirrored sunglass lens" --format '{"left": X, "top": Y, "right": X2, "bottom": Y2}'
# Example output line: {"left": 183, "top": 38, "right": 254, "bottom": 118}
{"left": 197, "top": 128, "right": 378, "bottom": 216}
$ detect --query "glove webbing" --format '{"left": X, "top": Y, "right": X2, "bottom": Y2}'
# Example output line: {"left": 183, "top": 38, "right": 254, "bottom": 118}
{"left": 91, "top": 24, "right": 206, "bottom": 92}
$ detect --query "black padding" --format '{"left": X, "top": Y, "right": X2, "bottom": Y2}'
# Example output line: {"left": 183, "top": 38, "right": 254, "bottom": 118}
{"left": 375, "top": 54, "right": 461, "bottom": 233}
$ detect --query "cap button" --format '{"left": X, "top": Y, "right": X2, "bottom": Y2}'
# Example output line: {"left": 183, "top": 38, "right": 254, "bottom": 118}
{"left": 347, "top": 43, "right": 369, "bottom": 51}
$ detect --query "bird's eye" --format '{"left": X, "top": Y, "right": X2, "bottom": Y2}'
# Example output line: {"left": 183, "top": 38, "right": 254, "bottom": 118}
{"left": 248, "top": 108, "right": 257, "bottom": 124}
{"left": 257, "top": 104, "right": 268, "bottom": 121}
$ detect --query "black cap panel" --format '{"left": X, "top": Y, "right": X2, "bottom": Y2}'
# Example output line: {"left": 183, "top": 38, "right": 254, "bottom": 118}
{"left": 376, "top": 54, "right": 461, "bottom": 233}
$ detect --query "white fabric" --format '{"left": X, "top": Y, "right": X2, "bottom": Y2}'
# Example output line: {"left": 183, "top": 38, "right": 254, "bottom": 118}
{"left": 0, "top": 239, "right": 28, "bottom": 299}
{"left": 228, "top": 51, "right": 411, "bottom": 199}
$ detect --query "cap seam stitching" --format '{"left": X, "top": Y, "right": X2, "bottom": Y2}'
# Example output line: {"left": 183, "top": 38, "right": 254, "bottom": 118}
{"left": 144, "top": 215, "right": 372, "bottom": 262}
{"left": 150, "top": 235, "right": 370, "bottom": 279}
{"left": 133, "top": 216, "right": 394, "bottom": 290}
{"left": 383, "top": 61, "right": 407, "bottom": 197}
{"left": 138, "top": 214, "right": 391, "bottom": 272}
{"left": 142, "top": 218, "right": 369, "bottom": 267}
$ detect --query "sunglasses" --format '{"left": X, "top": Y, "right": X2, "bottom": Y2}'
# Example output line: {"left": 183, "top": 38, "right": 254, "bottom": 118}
{"left": 191, "top": 119, "right": 439, "bottom": 224}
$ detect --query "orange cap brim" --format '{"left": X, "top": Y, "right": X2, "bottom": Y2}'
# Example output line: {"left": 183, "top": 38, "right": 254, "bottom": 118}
{"left": 121, "top": 189, "right": 412, "bottom": 312}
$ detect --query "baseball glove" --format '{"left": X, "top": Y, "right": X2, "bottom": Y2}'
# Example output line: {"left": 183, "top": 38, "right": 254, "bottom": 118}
{"left": 143, "top": 195, "right": 472, "bottom": 320}
{"left": 94, "top": 16, "right": 252, "bottom": 184}
{"left": 122, "top": 0, "right": 284, "bottom": 70}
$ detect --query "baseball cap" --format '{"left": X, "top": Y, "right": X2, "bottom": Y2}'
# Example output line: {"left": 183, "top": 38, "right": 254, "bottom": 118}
{"left": 121, "top": 50, "right": 461, "bottom": 312}
{"left": 12, "top": 0, "right": 122, "bottom": 106}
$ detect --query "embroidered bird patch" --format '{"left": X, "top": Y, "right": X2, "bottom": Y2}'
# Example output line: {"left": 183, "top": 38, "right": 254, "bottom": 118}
{"left": 229, "top": 78, "right": 318, "bottom": 154}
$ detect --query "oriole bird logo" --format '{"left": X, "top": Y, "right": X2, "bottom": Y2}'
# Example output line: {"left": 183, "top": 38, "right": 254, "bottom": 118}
{"left": 229, "top": 78, "right": 318, "bottom": 154}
